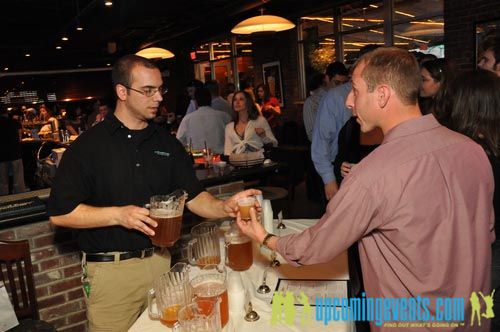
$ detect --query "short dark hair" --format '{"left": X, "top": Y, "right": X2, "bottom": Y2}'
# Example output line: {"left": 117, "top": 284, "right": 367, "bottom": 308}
{"left": 325, "top": 61, "right": 348, "bottom": 78}
{"left": 445, "top": 69, "right": 500, "bottom": 157}
{"left": 308, "top": 73, "right": 326, "bottom": 92}
{"left": 194, "top": 87, "right": 212, "bottom": 107}
{"left": 482, "top": 33, "right": 500, "bottom": 66}
{"left": 232, "top": 91, "right": 259, "bottom": 121}
{"left": 355, "top": 47, "right": 421, "bottom": 105}
{"left": 111, "top": 54, "right": 158, "bottom": 88}
{"left": 204, "top": 80, "right": 220, "bottom": 96}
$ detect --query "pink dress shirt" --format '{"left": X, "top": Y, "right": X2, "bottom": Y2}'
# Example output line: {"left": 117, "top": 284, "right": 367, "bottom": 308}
{"left": 277, "top": 114, "right": 494, "bottom": 331}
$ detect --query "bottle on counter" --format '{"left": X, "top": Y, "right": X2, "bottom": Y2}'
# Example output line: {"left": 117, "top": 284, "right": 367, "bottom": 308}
{"left": 187, "top": 138, "right": 195, "bottom": 164}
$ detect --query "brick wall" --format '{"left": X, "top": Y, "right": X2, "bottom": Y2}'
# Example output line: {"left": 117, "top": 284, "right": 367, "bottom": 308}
{"left": 444, "top": 0, "right": 500, "bottom": 71}
{"left": 0, "top": 221, "right": 87, "bottom": 331}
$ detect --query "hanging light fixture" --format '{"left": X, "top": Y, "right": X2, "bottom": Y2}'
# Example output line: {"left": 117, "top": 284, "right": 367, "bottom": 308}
{"left": 136, "top": 47, "right": 175, "bottom": 59}
{"left": 231, "top": 10, "right": 295, "bottom": 34}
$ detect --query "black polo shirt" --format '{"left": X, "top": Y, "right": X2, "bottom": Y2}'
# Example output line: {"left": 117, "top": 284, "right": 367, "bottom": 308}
{"left": 47, "top": 114, "right": 204, "bottom": 253}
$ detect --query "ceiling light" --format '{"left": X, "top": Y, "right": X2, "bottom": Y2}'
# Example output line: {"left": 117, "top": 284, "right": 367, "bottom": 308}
{"left": 105, "top": 1, "right": 113, "bottom": 6}
{"left": 231, "top": 14, "right": 295, "bottom": 34}
{"left": 76, "top": 26, "right": 83, "bottom": 31}
{"left": 62, "top": 36, "right": 69, "bottom": 41}
{"left": 136, "top": 47, "right": 175, "bottom": 59}
{"left": 56, "top": 46, "right": 62, "bottom": 49}
{"left": 4, "top": 67, "right": 8, "bottom": 71}
{"left": 106, "top": 63, "right": 111, "bottom": 66}
{"left": 25, "top": 53, "right": 30, "bottom": 57}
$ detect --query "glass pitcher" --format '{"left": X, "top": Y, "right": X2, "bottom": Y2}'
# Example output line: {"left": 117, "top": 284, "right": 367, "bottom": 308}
{"left": 148, "top": 190, "right": 187, "bottom": 247}
{"left": 187, "top": 222, "right": 221, "bottom": 268}
{"left": 224, "top": 221, "right": 253, "bottom": 271}
{"left": 190, "top": 264, "right": 229, "bottom": 328}
{"left": 173, "top": 299, "right": 222, "bottom": 332}
{"left": 147, "top": 263, "right": 192, "bottom": 328}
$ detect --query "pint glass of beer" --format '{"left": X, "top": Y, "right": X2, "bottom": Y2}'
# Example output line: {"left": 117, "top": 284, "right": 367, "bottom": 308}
{"left": 149, "top": 190, "right": 187, "bottom": 247}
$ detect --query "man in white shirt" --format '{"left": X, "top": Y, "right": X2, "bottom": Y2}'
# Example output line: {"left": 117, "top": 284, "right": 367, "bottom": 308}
{"left": 205, "top": 80, "right": 233, "bottom": 118}
{"left": 177, "top": 87, "right": 231, "bottom": 154}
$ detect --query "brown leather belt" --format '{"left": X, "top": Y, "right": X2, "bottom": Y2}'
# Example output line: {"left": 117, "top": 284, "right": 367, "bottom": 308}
{"left": 84, "top": 247, "right": 154, "bottom": 262}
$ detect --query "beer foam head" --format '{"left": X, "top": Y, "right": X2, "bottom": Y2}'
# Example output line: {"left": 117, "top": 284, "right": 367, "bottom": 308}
{"left": 150, "top": 208, "right": 181, "bottom": 219}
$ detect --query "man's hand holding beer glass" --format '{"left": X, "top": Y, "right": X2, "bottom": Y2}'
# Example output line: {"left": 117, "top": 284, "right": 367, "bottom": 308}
{"left": 236, "top": 204, "right": 278, "bottom": 251}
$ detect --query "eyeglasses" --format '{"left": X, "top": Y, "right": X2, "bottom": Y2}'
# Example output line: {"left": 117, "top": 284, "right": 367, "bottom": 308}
{"left": 122, "top": 84, "right": 168, "bottom": 97}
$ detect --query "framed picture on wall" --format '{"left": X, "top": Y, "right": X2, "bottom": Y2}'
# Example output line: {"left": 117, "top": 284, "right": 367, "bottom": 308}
{"left": 475, "top": 17, "right": 500, "bottom": 67}
{"left": 262, "top": 61, "right": 284, "bottom": 107}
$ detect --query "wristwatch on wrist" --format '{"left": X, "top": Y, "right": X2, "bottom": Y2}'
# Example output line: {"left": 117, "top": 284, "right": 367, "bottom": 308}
{"left": 262, "top": 233, "right": 276, "bottom": 249}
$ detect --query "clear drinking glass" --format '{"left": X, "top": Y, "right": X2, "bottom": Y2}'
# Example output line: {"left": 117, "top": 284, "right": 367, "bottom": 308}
{"left": 187, "top": 222, "right": 221, "bottom": 268}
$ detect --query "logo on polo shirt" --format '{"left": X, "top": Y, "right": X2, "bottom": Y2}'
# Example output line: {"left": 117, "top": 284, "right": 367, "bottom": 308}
{"left": 154, "top": 150, "right": 170, "bottom": 157}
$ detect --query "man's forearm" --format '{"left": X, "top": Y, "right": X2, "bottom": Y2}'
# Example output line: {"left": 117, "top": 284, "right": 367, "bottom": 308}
{"left": 50, "top": 204, "right": 119, "bottom": 229}
{"left": 186, "top": 191, "right": 228, "bottom": 219}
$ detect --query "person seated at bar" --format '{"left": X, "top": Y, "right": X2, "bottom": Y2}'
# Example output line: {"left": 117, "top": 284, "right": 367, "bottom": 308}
{"left": 238, "top": 47, "right": 494, "bottom": 331}
{"left": 48, "top": 55, "right": 259, "bottom": 332}
{"left": 224, "top": 90, "right": 277, "bottom": 155}
{"left": 38, "top": 105, "right": 59, "bottom": 136}
{"left": 176, "top": 86, "right": 231, "bottom": 154}
{"left": 256, "top": 83, "right": 281, "bottom": 130}
{"left": 91, "top": 102, "right": 110, "bottom": 127}
{"left": 64, "top": 106, "right": 84, "bottom": 135}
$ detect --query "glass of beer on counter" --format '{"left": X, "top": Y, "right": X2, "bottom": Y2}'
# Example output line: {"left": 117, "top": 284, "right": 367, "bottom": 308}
{"left": 187, "top": 222, "right": 221, "bottom": 268}
{"left": 149, "top": 190, "right": 187, "bottom": 247}
{"left": 190, "top": 264, "right": 229, "bottom": 328}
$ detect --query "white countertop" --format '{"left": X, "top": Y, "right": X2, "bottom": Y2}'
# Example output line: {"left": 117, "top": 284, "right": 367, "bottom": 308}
{"left": 129, "top": 219, "right": 353, "bottom": 332}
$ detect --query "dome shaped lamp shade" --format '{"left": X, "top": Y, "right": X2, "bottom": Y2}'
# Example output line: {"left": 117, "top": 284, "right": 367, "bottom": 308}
{"left": 136, "top": 47, "right": 175, "bottom": 59}
{"left": 231, "top": 15, "right": 295, "bottom": 34}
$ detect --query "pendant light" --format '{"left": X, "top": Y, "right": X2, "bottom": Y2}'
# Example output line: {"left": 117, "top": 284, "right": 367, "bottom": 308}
{"left": 231, "top": 9, "right": 295, "bottom": 35}
{"left": 136, "top": 47, "right": 175, "bottom": 59}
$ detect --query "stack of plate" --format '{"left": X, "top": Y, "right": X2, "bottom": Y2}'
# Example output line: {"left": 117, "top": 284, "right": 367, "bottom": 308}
{"left": 229, "top": 151, "right": 265, "bottom": 167}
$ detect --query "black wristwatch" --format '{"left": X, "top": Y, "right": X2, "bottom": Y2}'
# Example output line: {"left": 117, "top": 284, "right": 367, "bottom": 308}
{"left": 262, "top": 233, "right": 276, "bottom": 249}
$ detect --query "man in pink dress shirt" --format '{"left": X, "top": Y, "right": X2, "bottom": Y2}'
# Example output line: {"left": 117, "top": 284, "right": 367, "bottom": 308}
{"left": 238, "top": 47, "right": 494, "bottom": 331}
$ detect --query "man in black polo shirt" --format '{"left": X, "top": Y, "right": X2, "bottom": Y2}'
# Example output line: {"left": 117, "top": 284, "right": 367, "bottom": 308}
{"left": 48, "top": 55, "right": 259, "bottom": 331}
{"left": 0, "top": 106, "right": 26, "bottom": 195}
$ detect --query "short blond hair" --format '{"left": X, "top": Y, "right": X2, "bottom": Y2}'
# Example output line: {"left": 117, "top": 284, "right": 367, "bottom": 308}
{"left": 355, "top": 47, "right": 421, "bottom": 105}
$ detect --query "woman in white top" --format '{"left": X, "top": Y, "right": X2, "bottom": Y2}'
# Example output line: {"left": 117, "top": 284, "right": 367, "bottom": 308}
{"left": 224, "top": 91, "right": 278, "bottom": 155}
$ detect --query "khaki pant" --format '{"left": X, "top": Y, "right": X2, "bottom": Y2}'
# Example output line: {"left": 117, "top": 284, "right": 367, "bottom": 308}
{"left": 82, "top": 250, "right": 171, "bottom": 332}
